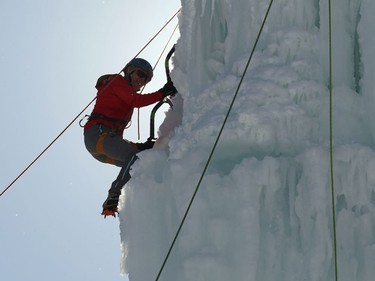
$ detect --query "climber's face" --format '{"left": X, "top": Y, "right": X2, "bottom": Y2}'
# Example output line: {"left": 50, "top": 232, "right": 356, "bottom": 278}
{"left": 130, "top": 69, "right": 149, "bottom": 91}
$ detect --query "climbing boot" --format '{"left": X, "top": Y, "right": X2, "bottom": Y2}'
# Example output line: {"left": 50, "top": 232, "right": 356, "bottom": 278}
{"left": 101, "top": 192, "right": 120, "bottom": 218}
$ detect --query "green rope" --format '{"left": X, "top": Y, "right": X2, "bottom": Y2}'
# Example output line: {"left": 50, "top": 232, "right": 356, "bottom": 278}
{"left": 153, "top": 1, "right": 274, "bottom": 280}
{"left": 328, "top": 0, "right": 339, "bottom": 280}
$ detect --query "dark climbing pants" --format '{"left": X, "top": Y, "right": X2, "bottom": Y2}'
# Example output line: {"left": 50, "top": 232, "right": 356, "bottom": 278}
{"left": 84, "top": 124, "right": 139, "bottom": 194}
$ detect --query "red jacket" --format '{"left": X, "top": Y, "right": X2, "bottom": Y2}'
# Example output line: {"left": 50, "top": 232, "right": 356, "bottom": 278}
{"left": 85, "top": 74, "right": 163, "bottom": 135}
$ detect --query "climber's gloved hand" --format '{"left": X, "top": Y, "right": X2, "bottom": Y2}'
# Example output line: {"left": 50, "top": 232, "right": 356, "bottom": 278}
{"left": 159, "top": 80, "right": 177, "bottom": 97}
{"left": 136, "top": 139, "right": 155, "bottom": 151}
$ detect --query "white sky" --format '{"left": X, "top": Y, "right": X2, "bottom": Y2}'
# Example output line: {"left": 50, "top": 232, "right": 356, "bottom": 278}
{"left": 0, "top": 1, "right": 180, "bottom": 280}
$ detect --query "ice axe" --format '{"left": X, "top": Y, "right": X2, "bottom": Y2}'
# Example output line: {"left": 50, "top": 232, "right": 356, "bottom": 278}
{"left": 148, "top": 45, "right": 176, "bottom": 141}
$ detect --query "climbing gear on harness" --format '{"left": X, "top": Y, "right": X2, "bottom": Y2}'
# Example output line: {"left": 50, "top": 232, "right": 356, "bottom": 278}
{"left": 123, "top": 58, "right": 153, "bottom": 83}
{"left": 80, "top": 112, "right": 132, "bottom": 133}
{"left": 79, "top": 114, "right": 90, "bottom": 127}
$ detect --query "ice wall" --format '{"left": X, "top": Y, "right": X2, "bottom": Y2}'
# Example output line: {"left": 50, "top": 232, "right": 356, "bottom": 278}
{"left": 120, "top": 1, "right": 375, "bottom": 280}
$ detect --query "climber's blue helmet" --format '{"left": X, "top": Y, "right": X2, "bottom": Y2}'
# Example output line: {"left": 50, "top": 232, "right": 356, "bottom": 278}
{"left": 123, "top": 58, "right": 153, "bottom": 83}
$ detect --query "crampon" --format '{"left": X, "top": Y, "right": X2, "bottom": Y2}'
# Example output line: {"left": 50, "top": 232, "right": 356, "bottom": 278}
{"left": 101, "top": 192, "right": 120, "bottom": 218}
{"left": 101, "top": 208, "right": 118, "bottom": 218}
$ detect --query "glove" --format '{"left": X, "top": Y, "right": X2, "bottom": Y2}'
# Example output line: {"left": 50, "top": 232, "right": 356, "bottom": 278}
{"left": 136, "top": 139, "right": 155, "bottom": 151}
{"left": 159, "top": 80, "right": 177, "bottom": 97}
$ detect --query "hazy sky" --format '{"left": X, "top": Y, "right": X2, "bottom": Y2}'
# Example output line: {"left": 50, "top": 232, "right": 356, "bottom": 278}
{"left": 0, "top": 1, "right": 180, "bottom": 280}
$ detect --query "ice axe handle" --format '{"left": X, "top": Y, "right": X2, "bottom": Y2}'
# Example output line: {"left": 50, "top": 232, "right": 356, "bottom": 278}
{"left": 165, "top": 44, "right": 175, "bottom": 82}
{"left": 148, "top": 45, "right": 176, "bottom": 141}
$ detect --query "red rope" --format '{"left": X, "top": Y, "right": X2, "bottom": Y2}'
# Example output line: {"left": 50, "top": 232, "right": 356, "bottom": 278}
{"left": 0, "top": 8, "right": 181, "bottom": 198}
{"left": 133, "top": 9, "right": 181, "bottom": 60}
{"left": 0, "top": 96, "right": 96, "bottom": 197}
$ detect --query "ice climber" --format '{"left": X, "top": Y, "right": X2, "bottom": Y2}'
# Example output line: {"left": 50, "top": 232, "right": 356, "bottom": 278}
{"left": 83, "top": 58, "right": 177, "bottom": 217}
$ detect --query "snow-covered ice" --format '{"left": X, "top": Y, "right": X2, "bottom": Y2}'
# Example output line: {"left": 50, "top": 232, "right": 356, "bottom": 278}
{"left": 119, "top": 0, "right": 375, "bottom": 280}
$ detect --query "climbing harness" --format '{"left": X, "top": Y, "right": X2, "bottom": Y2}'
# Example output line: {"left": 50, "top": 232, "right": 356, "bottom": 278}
{"left": 79, "top": 112, "right": 132, "bottom": 133}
